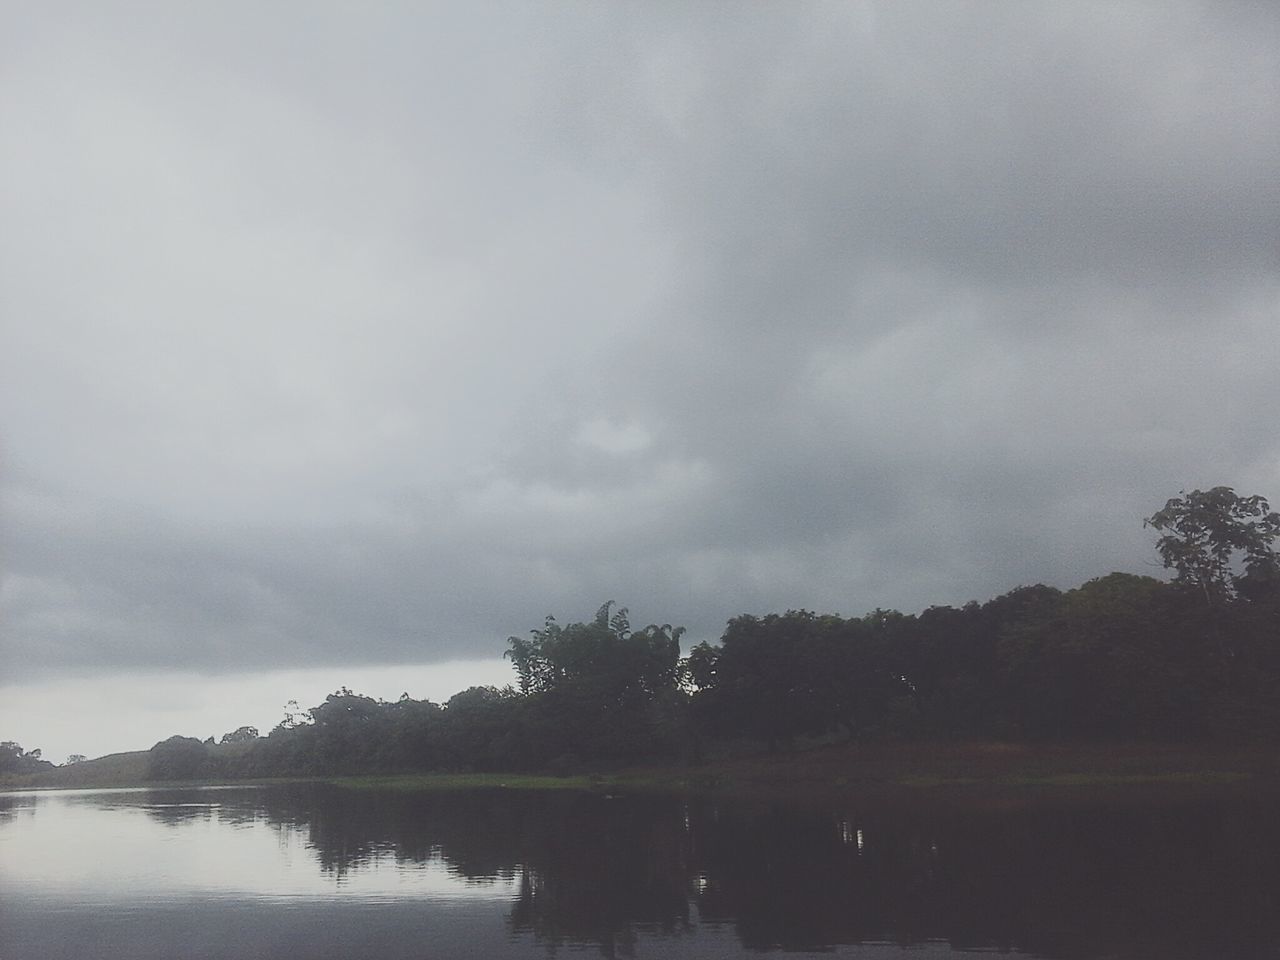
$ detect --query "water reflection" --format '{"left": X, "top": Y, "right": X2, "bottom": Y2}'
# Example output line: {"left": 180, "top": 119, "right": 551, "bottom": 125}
{"left": 0, "top": 791, "right": 37, "bottom": 827}
{"left": 259, "top": 787, "right": 1280, "bottom": 958}
{"left": 3, "top": 784, "right": 1280, "bottom": 959}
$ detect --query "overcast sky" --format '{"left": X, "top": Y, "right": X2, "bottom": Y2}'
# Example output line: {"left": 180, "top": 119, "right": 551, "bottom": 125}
{"left": 3, "top": 2, "right": 1278, "bottom": 762}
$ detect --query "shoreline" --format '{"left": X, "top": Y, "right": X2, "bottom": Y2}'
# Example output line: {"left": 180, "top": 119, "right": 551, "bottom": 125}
{"left": 5, "top": 740, "right": 1278, "bottom": 798}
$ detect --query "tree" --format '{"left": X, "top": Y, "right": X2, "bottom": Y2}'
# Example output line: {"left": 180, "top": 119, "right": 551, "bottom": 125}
{"left": 1144, "top": 489, "right": 1280, "bottom": 735}
{"left": 219, "top": 726, "right": 260, "bottom": 744}
{"left": 0, "top": 741, "right": 53, "bottom": 775}
{"left": 147, "top": 735, "right": 210, "bottom": 780}
{"left": 504, "top": 602, "right": 685, "bottom": 766}
{"left": 277, "top": 700, "right": 310, "bottom": 731}
{"left": 1145, "top": 487, "right": 1280, "bottom": 604}
{"left": 998, "top": 574, "right": 1189, "bottom": 739}
{"left": 65, "top": 754, "right": 87, "bottom": 765}
{"left": 688, "top": 610, "right": 861, "bottom": 747}
{"left": 442, "top": 686, "right": 522, "bottom": 770}
{"left": 504, "top": 602, "right": 683, "bottom": 699}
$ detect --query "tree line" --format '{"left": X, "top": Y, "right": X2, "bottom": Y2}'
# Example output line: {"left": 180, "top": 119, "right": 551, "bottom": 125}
{"left": 0, "top": 742, "right": 54, "bottom": 776}
{"left": 127, "top": 487, "right": 1280, "bottom": 779}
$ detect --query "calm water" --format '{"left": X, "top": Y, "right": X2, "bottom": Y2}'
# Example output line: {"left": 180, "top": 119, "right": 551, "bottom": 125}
{"left": 2, "top": 783, "right": 1278, "bottom": 959}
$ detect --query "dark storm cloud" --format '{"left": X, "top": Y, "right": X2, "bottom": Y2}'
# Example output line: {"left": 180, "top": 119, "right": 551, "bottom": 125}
{"left": 2, "top": 2, "right": 1278, "bottom": 682}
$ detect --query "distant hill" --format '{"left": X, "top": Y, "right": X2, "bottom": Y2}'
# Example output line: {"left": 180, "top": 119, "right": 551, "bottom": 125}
{"left": 1, "top": 750, "right": 151, "bottom": 789}
{"left": 0, "top": 739, "right": 267, "bottom": 790}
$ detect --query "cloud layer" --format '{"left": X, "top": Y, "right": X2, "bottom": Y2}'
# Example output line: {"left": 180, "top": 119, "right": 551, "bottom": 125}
{"left": 3, "top": 2, "right": 1278, "bottom": 682}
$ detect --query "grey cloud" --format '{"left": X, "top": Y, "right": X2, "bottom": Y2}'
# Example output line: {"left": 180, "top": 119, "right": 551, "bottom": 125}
{"left": 3, "top": 2, "right": 1278, "bottom": 682}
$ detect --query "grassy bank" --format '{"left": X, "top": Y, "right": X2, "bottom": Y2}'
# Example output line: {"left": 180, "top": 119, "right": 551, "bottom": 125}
{"left": 6, "top": 741, "right": 1277, "bottom": 796}
{"left": 268, "top": 741, "right": 1280, "bottom": 799}
{"left": 331, "top": 772, "right": 618, "bottom": 792}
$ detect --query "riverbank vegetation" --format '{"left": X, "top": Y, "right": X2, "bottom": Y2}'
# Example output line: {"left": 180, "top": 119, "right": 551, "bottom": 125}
{"left": 8, "top": 739, "right": 1279, "bottom": 797}
{"left": 5, "top": 487, "right": 1278, "bottom": 791}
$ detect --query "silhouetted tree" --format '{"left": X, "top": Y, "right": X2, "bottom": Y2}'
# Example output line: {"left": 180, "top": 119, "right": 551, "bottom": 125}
{"left": 690, "top": 610, "right": 866, "bottom": 747}
{"left": 148, "top": 735, "right": 210, "bottom": 780}
{"left": 442, "top": 686, "right": 523, "bottom": 770}
{"left": 219, "top": 725, "right": 260, "bottom": 744}
{"left": 1145, "top": 487, "right": 1279, "bottom": 605}
{"left": 505, "top": 602, "right": 685, "bottom": 767}
{"left": 0, "top": 741, "right": 53, "bottom": 776}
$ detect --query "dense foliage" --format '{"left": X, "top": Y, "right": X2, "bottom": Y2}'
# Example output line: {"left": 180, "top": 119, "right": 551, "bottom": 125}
{"left": 0, "top": 741, "right": 54, "bottom": 776}
{"left": 690, "top": 573, "right": 1279, "bottom": 744}
{"left": 169, "top": 605, "right": 693, "bottom": 780}
{"left": 34, "top": 486, "right": 1277, "bottom": 780}
{"left": 1145, "top": 486, "right": 1280, "bottom": 604}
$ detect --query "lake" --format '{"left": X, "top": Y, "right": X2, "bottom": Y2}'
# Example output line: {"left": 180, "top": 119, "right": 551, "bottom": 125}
{"left": 2, "top": 783, "right": 1278, "bottom": 959}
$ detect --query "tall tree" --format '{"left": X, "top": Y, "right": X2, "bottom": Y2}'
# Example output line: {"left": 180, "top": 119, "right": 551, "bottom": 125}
{"left": 504, "top": 602, "right": 685, "bottom": 766}
{"left": 689, "top": 610, "right": 867, "bottom": 746}
{"left": 1145, "top": 487, "right": 1280, "bottom": 604}
{"left": 1145, "top": 488, "right": 1280, "bottom": 732}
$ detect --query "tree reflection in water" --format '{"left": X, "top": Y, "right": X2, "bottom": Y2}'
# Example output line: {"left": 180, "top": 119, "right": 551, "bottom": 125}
{"left": 0, "top": 792, "right": 37, "bottom": 825}
{"left": 228, "top": 785, "right": 1280, "bottom": 959}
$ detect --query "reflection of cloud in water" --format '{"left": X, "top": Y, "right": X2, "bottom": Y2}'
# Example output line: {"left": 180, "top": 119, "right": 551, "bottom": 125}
{"left": 0, "top": 787, "right": 518, "bottom": 903}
